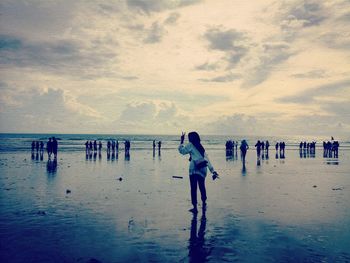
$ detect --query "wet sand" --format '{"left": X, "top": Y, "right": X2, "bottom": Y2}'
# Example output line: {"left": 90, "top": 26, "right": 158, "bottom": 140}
{"left": 0, "top": 149, "right": 349, "bottom": 262}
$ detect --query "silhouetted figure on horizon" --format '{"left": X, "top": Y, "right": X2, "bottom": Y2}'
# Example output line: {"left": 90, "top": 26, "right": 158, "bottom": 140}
{"left": 52, "top": 137, "right": 58, "bottom": 159}
{"left": 47, "top": 138, "right": 52, "bottom": 159}
{"left": 261, "top": 141, "right": 265, "bottom": 152}
{"left": 275, "top": 142, "right": 279, "bottom": 153}
{"left": 89, "top": 141, "right": 93, "bottom": 154}
{"left": 158, "top": 141, "right": 162, "bottom": 156}
{"left": 35, "top": 141, "right": 39, "bottom": 153}
{"left": 31, "top": 141, "right": 35, "bottom": 152}
{"left": 178, "top": 131, "right": 218, "bottom": 214}
{"left": 40, "top": 141, "right": 44, "bottom": 153}
{"left": 255, "top": 140, "right": 262, "bottom": 157}
{"left": 85, "top": 140, "right": 89, "bottom": 154}
{"left": 240, "top": 139, "right": 249, "bottom": 164}
{"left": 333, "top": 141, "right": 339, "bottom": 158}
{"left": 279, "top": 142, "right": 285, "bottom": 159}
{"left": 280, "top": 141, "right": 285, "bottom": 156}
{"left": 107, "top": 140, "right": 111, "bottom": 154}
{"left": 265, "top": 140, "right": 270, "bottom": 154}
{"left": 112, "top": 140, "right": 116, "bottom": 153}
{"left": 98, "top": 141, "right": 102, "bottom": 153}
{"left": 125, "top": 140, "right": 130, "bottom": 158}
{"left": 94, "top": 140, "right": 97, "bottom": 152}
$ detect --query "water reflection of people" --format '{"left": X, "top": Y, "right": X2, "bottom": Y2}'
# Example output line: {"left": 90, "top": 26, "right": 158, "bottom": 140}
{"left": 46, "top": 159, "right": 57, "bottom": 174}
{"left": 241, "top": 162, "right": 247, "bottom": 175}
{"left": 188, "top": 210, "right": 210, "bottom": 263}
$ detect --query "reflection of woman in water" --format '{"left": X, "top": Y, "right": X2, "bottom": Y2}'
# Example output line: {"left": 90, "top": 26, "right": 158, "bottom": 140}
{"left": 188, "top": 211, "right": 210, "bottom": 262}
{"left": 178, "top": 132, "right": 218, "bottom": 213}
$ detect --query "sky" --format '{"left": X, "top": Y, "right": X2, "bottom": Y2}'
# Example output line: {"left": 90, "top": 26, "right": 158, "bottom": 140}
{"left": 0, "top": 0, "right": 349, "bottom": 136}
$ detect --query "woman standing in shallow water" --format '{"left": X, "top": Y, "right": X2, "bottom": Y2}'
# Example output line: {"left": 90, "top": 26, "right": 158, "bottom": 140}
{"left": 178, "top": 132, "right": 218, "bottom": 213}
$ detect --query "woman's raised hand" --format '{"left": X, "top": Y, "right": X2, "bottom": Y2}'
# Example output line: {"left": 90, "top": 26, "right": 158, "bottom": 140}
{"left": 180, "top": 132, "right": 185, "bottom": 144}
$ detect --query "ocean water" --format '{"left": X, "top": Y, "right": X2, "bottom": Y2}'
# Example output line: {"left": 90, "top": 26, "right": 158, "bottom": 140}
{"left": 0, "top": 133, "right": 349, "bottom": 262}
{"left": 0, "top": 133, "right": 349, "bottom": 152}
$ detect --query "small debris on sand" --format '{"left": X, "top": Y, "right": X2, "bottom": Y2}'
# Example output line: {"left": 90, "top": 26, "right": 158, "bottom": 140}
{"left": 172, "top": 176, "right": 183, "bottom": 179}
{"left": 313, "top": 185, "right": 317, "bottom": 188}
{"left": 118, "top": 177, "right": 123, "bottom": 181}
{"left": 66, "top": 189, "right": 71, "bottom": 194}
{"left": 332, "top": 186, "right": 344, "bottom": 191}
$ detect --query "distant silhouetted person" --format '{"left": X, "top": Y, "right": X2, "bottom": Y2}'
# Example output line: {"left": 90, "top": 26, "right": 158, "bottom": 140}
{"left": 31, "top": 141, "right": 35, "bottom": 152}
{"left": 255, "top": 140, "right": 262, "bottom": 157}
{"left": 40, "top": 141, "right": 44, "bottom": 153}
{"left": 152, "top": 140, "right": 156, "bottom": 157}
{"left": 275, "top": 142, "right": 279, "bottom": 153}
{"left": 35, "top": 141, "right": 39, "bottom": 152}
{"left": 125, "top": 140, "right": 130, "bottom": 157}
{"left": 265, "top": 140, "right": 270, "bottom": 153}
{"left": 47, "top": 138, "right": 52, "bottom": 159}
{"left": 93, "top": 140, "right": 97, "bottom": 152}
{"left": 98, "top": 141, "right": 102, "bottom": 152}
{"left": 89, "top": 141, "right": 93, "bottom": 153}
{"left": 112, "top": 140, "right": 116, "bottom": 153}
{"left": 225, "top": 140, "right": 234, "bottom": 157}
{"left": 333, "top": 141, "right": 339, "bottom": 158}
{"left": 178, "top": 132, "right": 218, "bottom": 214}
{"left": 158, "top": 141, "right": 162, "bottom": 155}
{"left": 240, "top": 140, "right": 249, "bottom": 163}
{"left": 107, "top": 140, "right": 111, "bottom": 154}
{"left": 116, "top": 140, "right": 119, "bottom": 152}
{"left": 52, "top": 137, "right": 58, "bottom": 159}
{"left": 85, "top": 141, "right": 89, "bottom": 154}
{"left": 280, "top": 141, "right": 285, "bottom": 156}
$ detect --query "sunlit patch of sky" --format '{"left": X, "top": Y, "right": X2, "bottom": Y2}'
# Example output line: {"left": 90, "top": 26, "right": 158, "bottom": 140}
{"left": 0, "top": 0, "right": 349, "bottom": 136}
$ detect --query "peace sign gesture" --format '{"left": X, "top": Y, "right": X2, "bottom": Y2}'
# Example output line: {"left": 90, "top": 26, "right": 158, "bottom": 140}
{"left": 180, "top": 132, "right": 186, "bottom": 144}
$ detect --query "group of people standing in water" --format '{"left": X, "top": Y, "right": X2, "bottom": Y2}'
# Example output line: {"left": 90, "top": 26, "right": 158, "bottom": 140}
{"left": 323, "top": 140, "right": 339, "bottom": 158}
{"left": 28, "top": 133, "right": 341, "bottom": 215}
{"left": 85, "top": 140, "right": 102, "bottom": 154}
{"left": 31, "top": 138, "right": 58, "bottom": 160}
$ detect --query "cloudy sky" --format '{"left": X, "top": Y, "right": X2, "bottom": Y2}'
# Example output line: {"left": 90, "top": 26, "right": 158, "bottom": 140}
{"left": 0, "top": 0, "right": 349, "bottom": 136}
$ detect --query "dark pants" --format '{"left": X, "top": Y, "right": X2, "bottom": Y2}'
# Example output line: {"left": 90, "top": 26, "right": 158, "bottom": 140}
{"left": 190, "top": 174, "right": 207, "bottom": 206}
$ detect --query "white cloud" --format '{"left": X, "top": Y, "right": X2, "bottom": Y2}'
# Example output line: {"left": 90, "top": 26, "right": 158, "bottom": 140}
{"left": 0, "top": 0, "right": 349, "bottom": 135}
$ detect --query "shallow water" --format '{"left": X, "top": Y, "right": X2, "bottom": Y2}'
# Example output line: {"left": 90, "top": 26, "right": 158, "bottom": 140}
{"left": 0, "top": 147, "right": 349, "bottom": 262}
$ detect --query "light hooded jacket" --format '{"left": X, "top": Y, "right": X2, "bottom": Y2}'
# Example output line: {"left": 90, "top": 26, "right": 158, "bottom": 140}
{"left": 178, "top": 142, "right": 215, "bottom": 178}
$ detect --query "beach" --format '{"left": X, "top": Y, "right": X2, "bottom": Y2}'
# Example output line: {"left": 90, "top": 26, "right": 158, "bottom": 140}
{"left": 0, "top": 135, "right": 350, "bottom": 262}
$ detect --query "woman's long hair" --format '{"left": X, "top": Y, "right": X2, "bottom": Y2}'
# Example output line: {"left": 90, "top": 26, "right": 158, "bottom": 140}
{"left": 188, "top": 131, "right": 205, "bottom": 157}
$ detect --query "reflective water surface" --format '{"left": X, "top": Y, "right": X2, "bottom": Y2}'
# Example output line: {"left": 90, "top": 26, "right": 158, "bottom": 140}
{"left": 0, "top": 146, "right": 350, "bottom": 262}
